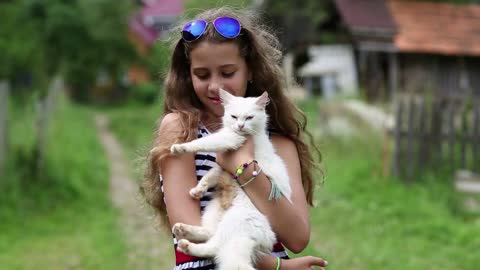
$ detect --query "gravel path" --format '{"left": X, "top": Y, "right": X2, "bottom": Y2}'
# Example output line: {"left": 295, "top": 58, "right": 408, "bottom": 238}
{"left": 95, "top": 114, "right": 174, "bottom": 270}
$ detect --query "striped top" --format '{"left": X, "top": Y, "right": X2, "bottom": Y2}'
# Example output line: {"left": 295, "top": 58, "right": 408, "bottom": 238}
{"left": 162, "top": 125, "right": 289, "bottom": 270}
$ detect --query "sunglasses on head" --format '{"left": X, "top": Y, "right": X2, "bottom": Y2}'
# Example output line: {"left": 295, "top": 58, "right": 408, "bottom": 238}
{"left": 181, "top": 16, "right": 242, "bottom": 42}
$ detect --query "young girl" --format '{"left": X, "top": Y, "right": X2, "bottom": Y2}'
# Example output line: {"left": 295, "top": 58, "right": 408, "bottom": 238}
{"left": 142, "top": 7, "right": 328, "bottom": 270}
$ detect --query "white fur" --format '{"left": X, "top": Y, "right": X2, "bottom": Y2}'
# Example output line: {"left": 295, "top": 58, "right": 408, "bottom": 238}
{"left": 170, "top": 89, "right": 292, "bottom": 269}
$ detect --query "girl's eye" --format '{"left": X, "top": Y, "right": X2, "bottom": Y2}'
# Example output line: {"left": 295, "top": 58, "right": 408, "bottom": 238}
{"left": 231, "top": 115, "right": 237, "bottom": 119}
{"left": 196, "top": 74, "right": 209, "bottom": 80}
{"left": 222, "top": 72, "right": 235, "bottom": 78}
{"left": 246, "top": 116, "right": 254, "bottom": 120}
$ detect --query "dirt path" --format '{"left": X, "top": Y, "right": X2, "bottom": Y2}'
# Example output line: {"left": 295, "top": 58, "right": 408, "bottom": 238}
{"left": 95, "top": 114, "right": 174, "bottom": 270}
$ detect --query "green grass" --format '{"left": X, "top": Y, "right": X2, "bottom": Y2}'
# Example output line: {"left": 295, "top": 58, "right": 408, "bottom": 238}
{"left": 297, "top": 133, "right": 480, "bottom": 270}
{"left": 0, "top": 94, "right": 128, "bottom": 270}
{"left": 293, "top": 98, "right": 480, "bottom": 269}
{"left": 102, "top": 101, "right": 163, "bottom": 180}
{"left": 106, "top": 97, "right": 480, "bottom": 270}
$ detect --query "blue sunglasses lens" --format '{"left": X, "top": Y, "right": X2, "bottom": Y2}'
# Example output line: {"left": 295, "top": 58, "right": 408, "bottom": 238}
{"left": 182, "top": 20, "right": 207, "bottom": 42}
{"left": 214, "top": 17, "right": 241, "bottom": 38}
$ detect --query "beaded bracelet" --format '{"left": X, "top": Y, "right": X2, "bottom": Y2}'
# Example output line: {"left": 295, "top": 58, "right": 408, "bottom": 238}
{"left": 232, "top": 160, "right": 258, "bottom": 180}
{"left": 239, "top": 166, "right": 262, "bottom": 188}
{"left": 232, "top": 160, "right": 282, "bottom": 200}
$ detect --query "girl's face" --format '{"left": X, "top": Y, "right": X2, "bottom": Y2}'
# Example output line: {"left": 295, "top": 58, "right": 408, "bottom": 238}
{"left": 189, "top": 41, "right": 251, "bottom": 118}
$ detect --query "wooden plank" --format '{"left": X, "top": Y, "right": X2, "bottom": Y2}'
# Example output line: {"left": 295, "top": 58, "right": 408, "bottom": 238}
{"left": 393, "top": 98, "right": 404, "bottom": 178}
{"left": 431, "top": 97, "right": 443, "bottom": 165}
{"left": 406, "top": 96, "right": 416, "bottom": 181}
{"left": 447, "top": 100, "right": 456, "bottom": 171}
{"left": 417, "top": 97, "right": 427, "bottom": 171}
{"left": 460, "top": 102, "right": 468, "bottom": 169}
{"left": 388, "top": 53, "right": 398, "bottom": 101}
{"left": 473, "top": 99, "right": 480, "bottom": 172}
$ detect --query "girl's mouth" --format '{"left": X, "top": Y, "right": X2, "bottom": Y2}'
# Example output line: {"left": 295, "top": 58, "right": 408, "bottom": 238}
{"left": 208, "top": 97, "right": 221, "bottom": 104}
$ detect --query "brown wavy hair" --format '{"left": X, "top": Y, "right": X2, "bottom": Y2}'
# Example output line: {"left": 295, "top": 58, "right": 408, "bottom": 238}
{"left": 141, "top": 7, "right": 322, "bottom": 231}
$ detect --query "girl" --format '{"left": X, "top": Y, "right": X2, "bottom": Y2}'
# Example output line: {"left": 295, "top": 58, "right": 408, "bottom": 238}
{"left": 142, "top": 7, "right": 328, "bottom": 270}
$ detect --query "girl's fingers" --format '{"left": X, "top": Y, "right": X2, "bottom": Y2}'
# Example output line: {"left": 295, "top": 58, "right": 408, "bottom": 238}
{"left": 307, "top": 256, "right": 328, "bottom": 267}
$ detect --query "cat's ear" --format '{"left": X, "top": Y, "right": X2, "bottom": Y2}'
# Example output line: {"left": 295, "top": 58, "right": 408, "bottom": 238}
{"left": 255, "top": 91, "right": 270, "bottom": 108}
{"left": 219, "top": 88, "right": 235, "bottom": 105}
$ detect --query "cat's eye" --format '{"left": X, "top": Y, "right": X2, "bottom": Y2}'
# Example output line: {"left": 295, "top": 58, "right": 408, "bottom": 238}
{"left": 246, "top": 116, "right": 254, "bottom": 120}
{"left": 231, "top": 115, "right": 238, "bottom": 119}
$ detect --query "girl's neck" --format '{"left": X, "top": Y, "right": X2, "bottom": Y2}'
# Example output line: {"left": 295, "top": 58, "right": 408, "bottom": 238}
{"left": 201, "top": 113, "right": 222, "bottom": 133}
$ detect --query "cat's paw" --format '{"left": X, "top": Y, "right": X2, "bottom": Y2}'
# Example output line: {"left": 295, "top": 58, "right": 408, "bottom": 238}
{"left": 177, "top": 239, "right": 191, "bottom": 254}
{"left": 170, "top": 144, "right": 187, "bottom": 155}
{"left": 189, "top": 187, "right": 206, "bottom": 199}
{"left": 172, "top": 223, "right": 188, "bottom": 239}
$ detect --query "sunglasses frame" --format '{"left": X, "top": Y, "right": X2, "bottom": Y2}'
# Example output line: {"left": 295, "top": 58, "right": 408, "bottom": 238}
{"left": 181, "top": 16, "right": 242, "bottom": 43}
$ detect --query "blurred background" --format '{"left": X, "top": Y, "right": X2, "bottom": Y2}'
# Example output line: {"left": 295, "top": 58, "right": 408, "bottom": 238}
{"left": 1, "top": 0, "right": 480, "bottom": 269}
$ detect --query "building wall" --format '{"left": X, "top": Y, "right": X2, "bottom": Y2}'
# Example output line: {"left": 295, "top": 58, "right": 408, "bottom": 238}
{"left": 298, "top": 45, "right": 358, "bottom": 98}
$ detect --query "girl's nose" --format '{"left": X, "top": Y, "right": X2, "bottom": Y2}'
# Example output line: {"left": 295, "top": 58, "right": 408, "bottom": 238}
{"left": 207, "top": 78, "right": 223, "bottom": 93}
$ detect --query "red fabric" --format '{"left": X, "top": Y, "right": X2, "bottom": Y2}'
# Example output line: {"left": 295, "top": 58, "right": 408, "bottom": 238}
{"left": 175, "top": 249, "right": 201, "bottom": 264}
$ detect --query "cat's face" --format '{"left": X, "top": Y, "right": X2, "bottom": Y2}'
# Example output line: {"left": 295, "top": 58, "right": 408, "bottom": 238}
{"left": 219, "top": 89, "right": 269, "bottom": 134}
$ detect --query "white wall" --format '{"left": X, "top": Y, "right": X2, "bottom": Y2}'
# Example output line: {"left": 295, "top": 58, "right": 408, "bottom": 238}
{"left": 298, "top": 45, "right": 358, "bottom": 97}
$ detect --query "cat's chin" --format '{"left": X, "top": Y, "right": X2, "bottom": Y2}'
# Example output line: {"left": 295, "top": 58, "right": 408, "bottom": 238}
{"left": 234, "top": 129, "right": 250, "bottom": 136}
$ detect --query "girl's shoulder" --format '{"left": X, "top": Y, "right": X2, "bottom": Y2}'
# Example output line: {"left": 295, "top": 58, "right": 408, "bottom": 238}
{"left": 158, "top": 113, "right": 184, "bottom": 134}
{"left": 158, "top": 112, "right": 201, "bottom": 141}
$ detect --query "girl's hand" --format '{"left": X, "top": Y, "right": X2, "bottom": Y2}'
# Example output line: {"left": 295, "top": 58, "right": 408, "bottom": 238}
{"left": 216, "top": 135, "right": 255, "bottom": 174}
{"left": 282, "top": 256, "right": 328, "bottom": 270}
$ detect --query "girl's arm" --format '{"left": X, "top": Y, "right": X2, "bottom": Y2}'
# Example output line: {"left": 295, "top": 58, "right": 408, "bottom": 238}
{"left": 159, "top": 114, "right": 203, "bottom": 228}
{"left": 256, "top": 255, "right": 328, "bottom": 270}
{"left": 216, "top": 135, "right": 311, "bottom": 253}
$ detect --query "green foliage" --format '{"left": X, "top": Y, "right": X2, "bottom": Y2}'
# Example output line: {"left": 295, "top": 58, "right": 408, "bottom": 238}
{"left": 144, "top": 41, "right": 171, "bottom": 81}
{"left": 0, "top": 93, "right": 128, "bottom": 269}
{"left": 262, "top": 0, "right": 338, "bottom": 47}
{"left": 105, "top": 98, "right": 164, "bottom": 162}
{"left": 184, "top": 0, "right": 252, "bottom": 15}
{"left": 130, "top": 81, "right": 161, "bottom": 105}
{"left": 0, "top": 0, "right": 136, "bottom": 98}
{"left": 1, "top": 93, "right": 107, "bottom": 211}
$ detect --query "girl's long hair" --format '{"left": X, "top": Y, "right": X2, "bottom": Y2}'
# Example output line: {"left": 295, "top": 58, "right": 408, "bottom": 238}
{"left": 142, "top": 7, "right": 322, "bottom": 231}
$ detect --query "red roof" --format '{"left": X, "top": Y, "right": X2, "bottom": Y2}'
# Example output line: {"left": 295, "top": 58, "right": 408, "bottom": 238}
{"left": 141, "top": 0, "right": 183, "bottom": 17}
{"left": 388, "top": 0, "right": 480, "bottom": 56}
{"left": 129, "top": 0, "right": 184, "bottom": 46}
{"left": 335, "top": 0, "right": 396, "bottom": 33}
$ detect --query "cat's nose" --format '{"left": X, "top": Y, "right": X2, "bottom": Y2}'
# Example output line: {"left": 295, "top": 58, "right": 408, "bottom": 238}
{"left": 238, "top": 124, "right": 244, "bottom": 130}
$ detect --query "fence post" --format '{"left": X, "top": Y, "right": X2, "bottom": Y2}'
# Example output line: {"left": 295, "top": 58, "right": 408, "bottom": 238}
{"left": 0, "top": 80, "right": 9, "bottom": 176}
{"left": 392, "top": 97, "right": 404, "bottom": 178}
{"left": 406, "top": 96, "right": 416, "bottom": 182}
{"left": 447, "top": 101, "right": 456, "bottom": 172}
{"left": 473, "top": 99, "right": 480, "bottom": 172}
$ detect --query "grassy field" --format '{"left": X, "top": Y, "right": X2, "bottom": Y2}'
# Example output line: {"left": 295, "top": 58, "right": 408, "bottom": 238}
{"left": 106, "top": 96, "right": 480, "bottom": 270}
{"left": 0, "top": 95, "right": 128, "bottom": 270}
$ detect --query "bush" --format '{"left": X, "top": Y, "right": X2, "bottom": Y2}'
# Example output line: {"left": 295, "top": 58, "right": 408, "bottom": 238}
{"left": 130, "top": 82, "right": 160, "bottom": 104}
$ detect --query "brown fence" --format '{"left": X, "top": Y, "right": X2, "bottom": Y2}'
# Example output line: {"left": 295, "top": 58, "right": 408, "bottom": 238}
{"left": 392, "top": 94, "right": 480, "bottom": 181}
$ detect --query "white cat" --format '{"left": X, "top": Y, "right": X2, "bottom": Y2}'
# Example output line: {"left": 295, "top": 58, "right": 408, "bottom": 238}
{"left": 170, "top": 89, "right": 292, "bottom": 270}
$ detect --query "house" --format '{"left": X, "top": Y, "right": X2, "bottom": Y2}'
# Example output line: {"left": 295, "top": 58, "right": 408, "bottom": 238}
{"left": 335, "top": 0, "right": 480, "bottom": 101}
{"left": 297, "top": 45, "right": 358, "bottom": 99}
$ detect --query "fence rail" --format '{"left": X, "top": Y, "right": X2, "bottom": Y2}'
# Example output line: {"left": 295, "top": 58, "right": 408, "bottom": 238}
{"left": 392, "top": 94, "right": 480, "bottom": 181}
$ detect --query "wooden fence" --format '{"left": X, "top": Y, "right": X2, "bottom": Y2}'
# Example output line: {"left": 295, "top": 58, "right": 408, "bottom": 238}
{"left": 0, "top": 80, "right": 9, "bottom": 176}
{"left": 392, "top": 94, "right": 480, "bottom": 181}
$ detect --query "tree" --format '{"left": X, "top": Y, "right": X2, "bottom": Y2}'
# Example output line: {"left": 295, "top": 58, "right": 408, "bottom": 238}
{"left": 0, "top": 0, "right": 137, "bottom": 176}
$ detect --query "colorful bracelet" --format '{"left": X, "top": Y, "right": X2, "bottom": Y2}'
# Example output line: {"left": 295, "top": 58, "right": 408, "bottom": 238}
{"left": 232, "top": 160, "right": 257, "bottom": 180}
{"left": 275, "top": 257, "right": 281, "bottom": 270}
{"left": 239, "top": 166, "right": 262, "bottom": 188}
